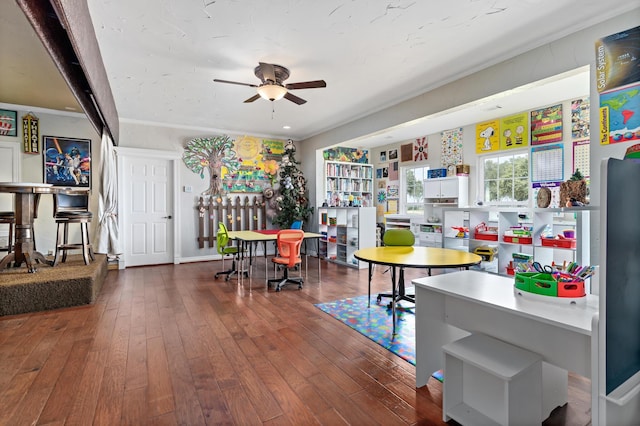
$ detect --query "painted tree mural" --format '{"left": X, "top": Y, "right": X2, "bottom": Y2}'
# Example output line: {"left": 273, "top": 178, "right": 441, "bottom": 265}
{"left": 182, "top": 135, "right": 239, "bottom": 196}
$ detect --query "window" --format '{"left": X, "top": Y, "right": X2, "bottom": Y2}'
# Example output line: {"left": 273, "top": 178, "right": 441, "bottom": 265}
{"left": 483, "top": 152, "right": 529, "bottom": 205}
{"left": 402, "top": 165, "right": 429, "bottom": 215}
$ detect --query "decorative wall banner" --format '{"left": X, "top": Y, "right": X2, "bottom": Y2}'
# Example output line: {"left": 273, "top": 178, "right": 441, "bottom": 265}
{"left": 475, "top": 121, "right": 499, "bottom": 153}
{"left": 0, "top": 109, "right": 17, "bottom": 137}
{"left": 599, "top": 82, "right": 640, "bottom": 144}
{"left": 595, "top": 25, "right": 640, "bottom": 93}
{"left": 322, "top": 146, "right": 368, "bottom": 163}
{"left": 43, "top": 135, "right": 92, "bottom": 188}
{"left": 530, "top": 104, "right": 563, "bottom": 145}
{"left": 571, "top": 98, "right": 590, "bottom": 140}
{"left": 22, "top": 113, "right": 39, "bottom": 154}
{"left": 499, "top": 113, "right": 528, "bottom": 150}
{"left": 413, "top": 137, "right": 428, "bottom": 162}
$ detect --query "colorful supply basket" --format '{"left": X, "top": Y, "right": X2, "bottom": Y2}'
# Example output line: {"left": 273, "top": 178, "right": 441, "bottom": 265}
{"left": 514, "top": 272, "right": 585, "bottom": 298}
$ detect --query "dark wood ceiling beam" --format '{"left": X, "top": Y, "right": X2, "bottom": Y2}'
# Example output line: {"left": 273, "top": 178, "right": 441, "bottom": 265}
{"left": 16, "top": 0, "right": 119, "bottom": 144}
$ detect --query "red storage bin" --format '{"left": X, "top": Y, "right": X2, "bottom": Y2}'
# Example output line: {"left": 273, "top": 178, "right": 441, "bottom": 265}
{"left": 541, "top": 237, "right": 576, "bottom": 248}
{"left": 558, "top": 280, "right": 586, "bottom": 297}
{"left": 476, "top": 232, "right": 498, "bottom": 241}
{"left": 503, "top": 235, "right": 532, "bottom": 244}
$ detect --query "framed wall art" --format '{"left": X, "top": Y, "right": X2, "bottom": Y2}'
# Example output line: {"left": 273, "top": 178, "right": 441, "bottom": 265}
{"left": 0, "top": 109, "right": 18, "bottom": 137}
{"left": 43, "top": 135, "right": 91, "bottom": 188}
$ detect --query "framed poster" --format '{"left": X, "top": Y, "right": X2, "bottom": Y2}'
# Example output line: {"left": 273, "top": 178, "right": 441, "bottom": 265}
{"left": 43, "top": 136, "right": 91, "bottom": 188}
{"left": 531, "top": 104, "right": 563, "bottom": 145}
{"left": 0, "top": 109, "right": 18, "bottom": 137}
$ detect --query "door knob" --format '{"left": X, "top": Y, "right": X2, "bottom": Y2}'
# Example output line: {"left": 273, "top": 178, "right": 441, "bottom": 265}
{"left": 163, "top": 215, "right": 172, "bottom": 219}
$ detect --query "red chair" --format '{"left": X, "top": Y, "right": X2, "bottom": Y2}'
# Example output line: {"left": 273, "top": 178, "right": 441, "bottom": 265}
{"left": 267, "top": 230, "right": 304, "bottom": 292}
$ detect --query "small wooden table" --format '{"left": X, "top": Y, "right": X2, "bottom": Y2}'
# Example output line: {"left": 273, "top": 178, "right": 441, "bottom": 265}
{"left": 0, "top": 182, "right": 88, "bottom": 272}
{"left": 228, "top": 230, "right": 322, "bottom": 282}
{"left": 354, "top": 246, "right": 482, "bottom": 334}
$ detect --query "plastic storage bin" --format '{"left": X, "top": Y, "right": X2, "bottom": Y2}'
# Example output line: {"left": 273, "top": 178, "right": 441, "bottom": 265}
{"left": 503, "top": 235, "right": 532, "bottom": 244}
{"left": 541, "top": 237, "right": 576, "bottom": 248}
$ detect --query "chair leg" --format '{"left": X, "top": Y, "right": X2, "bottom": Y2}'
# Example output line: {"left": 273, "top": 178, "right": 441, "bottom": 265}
{"left": 267, "top": 265, "right": 304, "bottom": 292}
{"left": 81, "top": 222, "right": 91, "bottom": 265}
{"left": 53, "top": 222, "right": 64, "bottom": 266}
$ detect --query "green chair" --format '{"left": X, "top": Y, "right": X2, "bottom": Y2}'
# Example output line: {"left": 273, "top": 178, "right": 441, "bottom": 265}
{"left": 214, "top": 222, "right": 245, "bottom": 281}
{"left": 376, "top": 228, "right": 416, "bottom": 306}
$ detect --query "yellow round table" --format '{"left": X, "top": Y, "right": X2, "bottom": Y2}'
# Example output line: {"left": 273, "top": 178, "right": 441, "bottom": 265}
{"left": 354, "top": 246, "right": 482, "bottom": 334}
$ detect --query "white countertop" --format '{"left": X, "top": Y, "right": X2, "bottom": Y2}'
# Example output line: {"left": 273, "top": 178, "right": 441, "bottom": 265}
{"left": 412, "top": 270, "right": 598, "bottom": 335}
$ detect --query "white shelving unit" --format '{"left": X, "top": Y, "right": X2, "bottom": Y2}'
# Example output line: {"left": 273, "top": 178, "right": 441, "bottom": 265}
{"left": 318, "top": 207, "right": 376, "bottom": 269}
{"left": 324, "top": 161, "right": 373, "bottom": 207}
{"left": 443, "top": 206, "right": 595, "bottom": 280}
{"left": 384, "top": 214, "right": 412, "bottom": 231}
{"left": 423, "top": 176, "right": 469, "bottom": 246}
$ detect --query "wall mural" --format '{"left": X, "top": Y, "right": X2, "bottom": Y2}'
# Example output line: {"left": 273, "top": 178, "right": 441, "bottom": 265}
{"left": 322, "top": 147, "right": 369, "bottom": 163}
{"left": 182, "top": 134, "right": 285, "bottom": 195}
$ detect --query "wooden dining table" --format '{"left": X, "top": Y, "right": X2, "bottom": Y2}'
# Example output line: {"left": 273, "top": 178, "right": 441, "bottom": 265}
{"left": 0, "top": 182, "right": 88, "bottom": 273}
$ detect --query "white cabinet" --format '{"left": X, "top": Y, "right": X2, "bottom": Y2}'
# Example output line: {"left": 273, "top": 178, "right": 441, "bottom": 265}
{"left": 318, "top": 207, "right": 376, "bottom": 269}
{"left": 424, "top": 176, "right": 469, "bottom": 206}
{"left": 324, "top": 161, "right": 373, "bottom": 207}
{"left": 443, "top": 206, "right": 595, "bottom": 279}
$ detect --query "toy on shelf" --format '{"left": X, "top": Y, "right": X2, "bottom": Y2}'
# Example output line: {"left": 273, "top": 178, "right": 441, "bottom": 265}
{"left": 474, "top": 222, "right": 498, "bottom": 241}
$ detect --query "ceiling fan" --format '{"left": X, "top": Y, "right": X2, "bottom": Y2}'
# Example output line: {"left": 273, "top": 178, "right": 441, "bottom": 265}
{"left": 213, "top": 62, "right": 326, "bottom": 105}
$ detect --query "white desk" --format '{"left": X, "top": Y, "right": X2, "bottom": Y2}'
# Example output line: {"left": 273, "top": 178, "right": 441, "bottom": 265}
{"left": 413, "top": 270, "right": 598, "bottom": 417}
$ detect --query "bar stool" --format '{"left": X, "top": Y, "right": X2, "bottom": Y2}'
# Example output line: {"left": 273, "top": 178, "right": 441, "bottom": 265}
{"left": 0, "top": 211, "right": 15, "bottom": 254}
{"left": 53, "top": 193, "right": 94, "bottom": 266}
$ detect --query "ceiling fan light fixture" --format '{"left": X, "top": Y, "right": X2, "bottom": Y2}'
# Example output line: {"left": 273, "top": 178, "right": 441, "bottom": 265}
{"left": 257, "top": 84, "right": 287, "bottom": 101}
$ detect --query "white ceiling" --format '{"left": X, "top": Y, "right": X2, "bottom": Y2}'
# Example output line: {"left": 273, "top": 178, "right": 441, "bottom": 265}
{"left": 1, "top": 1, "right": 637, "bottom": 147}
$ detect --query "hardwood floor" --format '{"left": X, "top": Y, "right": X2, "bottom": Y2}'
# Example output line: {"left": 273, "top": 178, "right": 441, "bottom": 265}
{"left": 0, "top": 258, "right": 591, "bottom": 425}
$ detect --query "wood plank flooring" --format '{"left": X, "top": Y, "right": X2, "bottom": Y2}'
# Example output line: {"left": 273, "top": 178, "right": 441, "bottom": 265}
{"left": 0, "top": 258, "right": 591, "bottom": 425}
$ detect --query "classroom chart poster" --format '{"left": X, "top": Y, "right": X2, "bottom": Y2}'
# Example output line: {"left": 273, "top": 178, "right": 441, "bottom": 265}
{"left": 599, "top": 82, "right": 640, "bottom": 144}
{"left": 499, "top": 113, "right": 528, "bottom": 150}
{"left": 595, "top": 25, "right": 640, "bottom": 93}
{"left": 531, "top": 143, "right": 564, "bottom": 183}
{"left": 441, "top": 129, "right": 462, "bottom": 166}
{"left": 573, "top": 140, "right": 590, "bottom": 178}
{"left": 531, "top": 104, "right": 563, "bottom": 145}
{"left": 571, "top": 98, "right": 590, "bottom": 140}
{"left": 475, "top": 121, "right": 499, "bottom": 153}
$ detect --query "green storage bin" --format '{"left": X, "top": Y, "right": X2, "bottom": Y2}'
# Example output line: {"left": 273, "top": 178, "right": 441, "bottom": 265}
{"left": 514, "top": 272, "right": 537, "bottom": 292}
{"left": 529, "top": 273, "right": 558, "bottom": 297}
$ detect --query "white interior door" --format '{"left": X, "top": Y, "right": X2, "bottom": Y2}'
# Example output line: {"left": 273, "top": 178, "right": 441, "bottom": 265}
{"left": 118, "top": 149, "right": 175, "bottom": 267}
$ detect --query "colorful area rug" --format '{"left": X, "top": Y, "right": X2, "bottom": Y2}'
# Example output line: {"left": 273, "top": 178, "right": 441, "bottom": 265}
{"left": 315, "top": 294, "right": 416, "bottom": 365}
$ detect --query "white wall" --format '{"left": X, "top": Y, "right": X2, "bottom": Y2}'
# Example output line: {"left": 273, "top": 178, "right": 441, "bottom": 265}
{"left": 117, "top": 120, "right": 281, "bottom": 260}
{"left": 0, "top": 105, "right": 101, "bottom": 254}
{"left": 301, "top": 9, "right": 640, "bottom": 260}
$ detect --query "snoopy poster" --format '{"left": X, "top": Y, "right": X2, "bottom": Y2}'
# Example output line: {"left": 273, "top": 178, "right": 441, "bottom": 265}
{"left": 476, "top": 120, "right": 500, "bottom": 153}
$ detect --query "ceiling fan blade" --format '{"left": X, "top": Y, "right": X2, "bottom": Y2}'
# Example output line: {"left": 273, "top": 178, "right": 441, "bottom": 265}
{"left": 286, "top": 80, "right": 327, "bottom": 90}
{"left": 259, "top": 62, "right": 277, "bottom": 83}
{"left": 284, "top": 92, "right": 307, "bottom": 105}
{"left": 213, "top": 79, "right": 258, "bottom": 88}
{"left": 243, "top": 94, "right": 261, "bottom": 103}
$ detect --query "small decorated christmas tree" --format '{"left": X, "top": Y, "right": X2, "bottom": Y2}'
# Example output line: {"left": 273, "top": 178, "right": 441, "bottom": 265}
{"left": 272, "top": 140, "right": 314, "bottom": 229}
